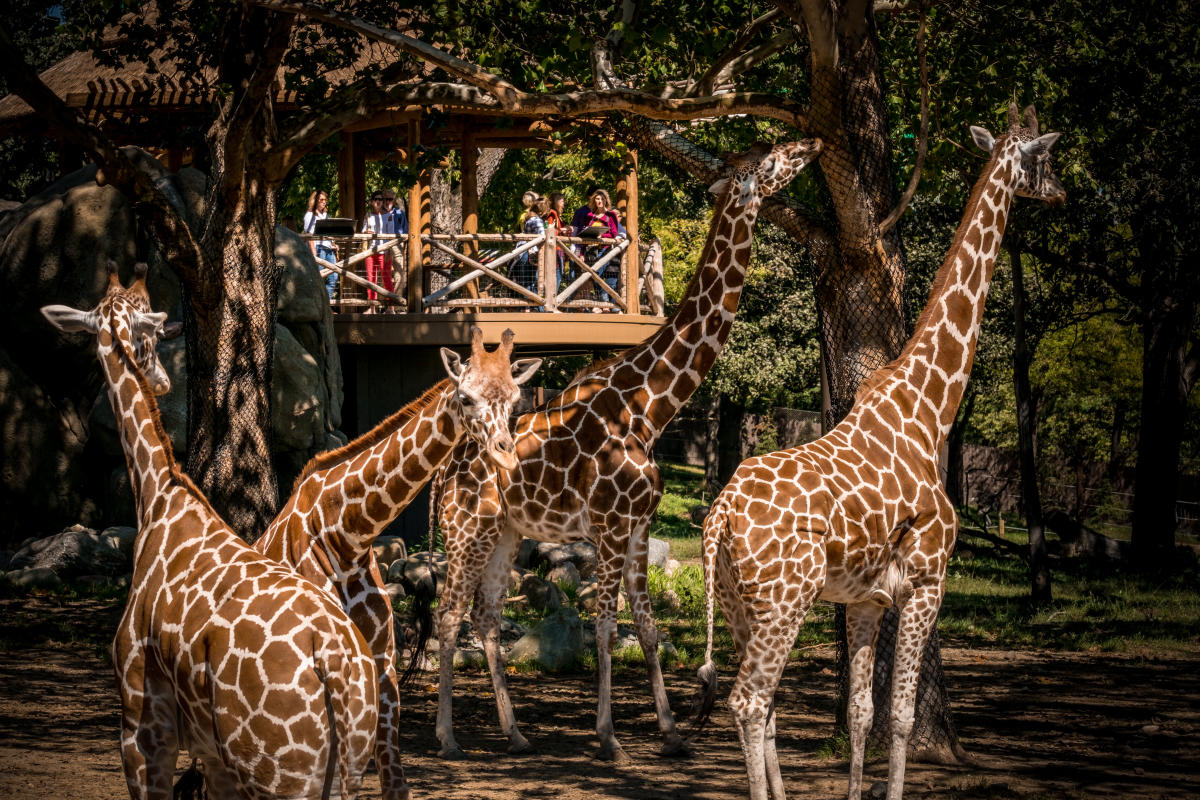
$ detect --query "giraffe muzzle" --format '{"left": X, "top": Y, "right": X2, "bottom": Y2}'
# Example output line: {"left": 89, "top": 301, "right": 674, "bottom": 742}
{"left": 488, "top": 439, "right": 519, "bottom": 471}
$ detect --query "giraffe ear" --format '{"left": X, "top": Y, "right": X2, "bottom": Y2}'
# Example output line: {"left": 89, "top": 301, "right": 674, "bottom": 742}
{"left": 511, "top": 357, "right": 543, "bottom": 386}
{"left": 969, "top": 125, "right": 995, "bottom": 152}
{"left": 440, "top": 346, "right": 466, "bottom": 381}
{"left": 41, "top": 304, "right": 99, "bottom": 334}
{"left": 131, "top": 310, "right": 168, "bottom": 338}
{"left": 163, "top": 321, "right": 184, "bottom": 340}
{"left": 1020, "top": 132, "right": 1061, "bottom": 156}
{"left": 707, "top": 177, "right": 730, "bottom": 196}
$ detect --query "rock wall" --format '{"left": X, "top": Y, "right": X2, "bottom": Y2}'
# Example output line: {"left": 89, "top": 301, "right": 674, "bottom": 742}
{"left": 0, "top": 167, "right": 343, "bottom": 546}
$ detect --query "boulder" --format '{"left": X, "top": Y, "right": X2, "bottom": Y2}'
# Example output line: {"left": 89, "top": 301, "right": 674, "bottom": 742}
{"left": 507, "top": 567, "right": 526, "bottom": 594}
{"left": 0, "top": 165, "right": 345, "bottom": 546}
{"left": 519, "top": 573, "right": 563, "bottom": 612}
{"left": 98, "top": 526, "right": 137, "bottom": 561}
{"left": 546, "top": 561, "right": 581, "bottom": 591}
{"left": 8, "top": 525, "right": 125, "bottom": 579}
{"left": 373, "top": 536, "right": 408, "bottom": 569}
{"left": 6, "top": 567, "right": 62, "bottom": 590}
{"left": 507, "top": 608, "right": 584, "bottom": 672}
{"left": 453, "top": 648, "right": 488, "bottom": 669}
{"left": 664, "top": 558, "right": 682, "bottom": 576}
{"left": 399, "top": 552, "right": 448, "bottom": 595}
{"left": 515, "top": 538, "right": 539, "bottom": 570}
{"left": 647, "top": 537, "right": 671, "bottom": 570}
{"left": 657, "top": 588, "right": 683, "bottom": 614}
{"left": 535, "top": 541, "right": 597, "bottom": 579}
{"left": 577, "top": 581, "right": 599, "bottom": 614}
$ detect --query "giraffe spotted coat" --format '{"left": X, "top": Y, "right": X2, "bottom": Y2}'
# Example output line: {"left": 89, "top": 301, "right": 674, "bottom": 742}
{"left": 696, "top": 105, "right": 1065, "bottom": 800}
{"left": 43, "top": 266, "right": 378, "bottom": 800}
{"left": 430, "top": 139, "right": 823, "bottom": 762}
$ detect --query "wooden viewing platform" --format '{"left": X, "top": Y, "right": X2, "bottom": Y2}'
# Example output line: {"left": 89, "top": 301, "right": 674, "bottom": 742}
{"left": 309, "top": 230, "right": 668, "bottom": 350}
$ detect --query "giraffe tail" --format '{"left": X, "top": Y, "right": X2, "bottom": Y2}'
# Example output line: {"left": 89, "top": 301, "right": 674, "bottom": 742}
{"left": 316, "top": 654, "right": 363, "bottom": 800}
{"left": 400, "top": 465, "right": 444, "bottom": 687}
{"left": 689, "top": 495, "right": 727, "bottom": 737}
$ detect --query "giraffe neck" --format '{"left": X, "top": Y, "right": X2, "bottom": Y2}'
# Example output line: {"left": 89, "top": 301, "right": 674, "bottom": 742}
{"left": 97, "top": 330, "right": 176, "bottom": 524}
{"left": 267, "top": 379, "right": 461, "bottom": 561}
{"left": 861, "top": 145, "right": 1018, "bottom": 448}
{"left": 594, "top": 189, "right": 755, "bottom": 442}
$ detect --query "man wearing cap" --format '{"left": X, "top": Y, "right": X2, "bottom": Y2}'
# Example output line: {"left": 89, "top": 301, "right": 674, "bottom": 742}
{"left": 362, "top": 191, "right": 397, "bottom": 308}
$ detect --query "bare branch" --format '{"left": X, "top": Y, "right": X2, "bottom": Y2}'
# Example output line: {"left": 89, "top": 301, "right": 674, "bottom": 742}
{"left": 250, "top": 0, "right": 521, "bottom": 104}
{"left": 879, "top": 5, "right": 930, "bottom": 235}
{"left": 689, "top": 8, "right": 786, "bottom": 96}
{"left": 0, "top": 27, "right": 204, "bottom": 289}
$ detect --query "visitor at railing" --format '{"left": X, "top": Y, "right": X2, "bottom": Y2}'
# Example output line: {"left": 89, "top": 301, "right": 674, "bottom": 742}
{"left": 303, "top": 189, "right": 338, "bottom": 300}
{"left": 512, "top": 191, "right": 546, "bottom": 302}
{"left": 545, "top": 191, "right": 572, "bottom": 293}
{"left": 578, "top": 188, "right": 623, "bottom": 312}
{"left": 362, "top": 189, "right": 404, "bottom": 310}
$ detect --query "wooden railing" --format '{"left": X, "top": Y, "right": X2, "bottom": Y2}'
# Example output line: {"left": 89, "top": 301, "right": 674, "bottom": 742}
{"left": 302, "top": 231, "right": 662, "bottom": 315}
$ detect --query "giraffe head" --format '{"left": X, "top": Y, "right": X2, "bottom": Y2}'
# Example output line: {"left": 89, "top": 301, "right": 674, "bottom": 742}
{"left": 439, "top": 327, "right": 541, "bottom": 471}
{"left": 708, "top": 138, "right": 823, "bottom": 212}
{"left": 40, "top": 261, "right": 181, "bottom": 395}
{"left": 970, "top": 103, "right": 1066, "bottom": 206}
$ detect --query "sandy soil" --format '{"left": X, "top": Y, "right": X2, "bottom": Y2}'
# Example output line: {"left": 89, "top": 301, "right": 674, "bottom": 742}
{"left": 0, "top": 597, "right": 1197, "bottom": 799}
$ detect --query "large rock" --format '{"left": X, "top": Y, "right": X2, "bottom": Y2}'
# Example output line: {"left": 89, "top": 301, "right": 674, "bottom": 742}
{"left": 534, "top": 541, "right": 598, "bottom": 579}
{"left": 507, "top": 608, "right": 583, "bottom": 672}
{"left": 8, "top": 525, "right": 127, "bottom": 579}
{"left": 647, "top": 537, "right": 671, "bottom": 570}
{"left": 519, "top": 573, "right": 563, "bottom": 612}
{"left": 0, "top": 166, "right": 345, "bottom": 546}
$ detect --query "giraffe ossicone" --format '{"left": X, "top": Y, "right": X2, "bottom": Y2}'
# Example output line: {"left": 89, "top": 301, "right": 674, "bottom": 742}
{"left": 255, "top": 325, "right": 540, "bottom": 800}
{"left": 44, "top": 262, "right": 379, "bottom": 800}
{"left": 424, "top": 138, "right": 822, "bottom": 763}
{"left": 692, "top": 104, "right": 1064, "bottom": 800}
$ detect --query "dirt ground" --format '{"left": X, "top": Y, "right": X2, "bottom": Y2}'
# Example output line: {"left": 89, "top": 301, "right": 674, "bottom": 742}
{"left": 1, "top": 598, "right": 1197, "bottom": 799}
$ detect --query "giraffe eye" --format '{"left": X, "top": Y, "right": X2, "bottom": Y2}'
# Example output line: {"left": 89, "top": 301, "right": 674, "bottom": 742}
{"left": 459, "top": 394, "right": 475, "bottom": 407}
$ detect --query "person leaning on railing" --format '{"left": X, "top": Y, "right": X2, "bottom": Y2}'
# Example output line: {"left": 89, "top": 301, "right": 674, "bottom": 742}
{"left": 303, "top": 189, "right": 338, "bottom": 300}
{"left": 513, "top": 191, "right": 546, "bottom": 304}
{"left": 581, "top": 189, "right": 621, "bottom": 312}
{"left": 544, "top": 191, "right": 572, "bottom": 299}
{"left": 362, "top": 191, "right": 398, "bottom": 310}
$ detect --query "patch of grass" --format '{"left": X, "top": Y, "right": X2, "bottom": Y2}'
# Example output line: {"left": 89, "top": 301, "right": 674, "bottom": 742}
{"left": 652, "top": 461, "right": 708, "bottom": 561}
{"left": 943, "top": 550, "right": 1200, "bottom": 655}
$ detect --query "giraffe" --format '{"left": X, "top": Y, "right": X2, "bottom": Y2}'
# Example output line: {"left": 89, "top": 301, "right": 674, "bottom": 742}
{"left": 692, "top": 104, "right": 1065, "bottom": 800}
{"left": 423, "top": 139, "right": 824, "bottom": 762}
{"left": 254, "top": 326, "right": 541, "bottom": 800}
{"left": 42, "top": 263, "right": 379, "bottom": 800}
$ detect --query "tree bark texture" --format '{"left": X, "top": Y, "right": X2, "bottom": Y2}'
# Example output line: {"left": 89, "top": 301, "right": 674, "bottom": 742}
{"left": 1010, "top": 243, "right": 1051, "bottom": 603}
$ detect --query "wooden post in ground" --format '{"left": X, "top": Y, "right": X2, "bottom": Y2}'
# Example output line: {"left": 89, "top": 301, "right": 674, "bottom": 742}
{"left": 616, "top": 149, "right": 640, "bottom": 314}
{"left": 542, "top": 226, "right": 556, "bottom": 311}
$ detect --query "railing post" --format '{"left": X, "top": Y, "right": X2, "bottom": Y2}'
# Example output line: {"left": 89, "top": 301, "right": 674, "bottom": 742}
{"left": 542, "top": 229, "right": 557, "bottom": 311}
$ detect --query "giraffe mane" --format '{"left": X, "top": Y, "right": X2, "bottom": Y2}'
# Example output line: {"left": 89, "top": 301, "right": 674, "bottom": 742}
{"left": 294, "top": 378, "right": 453, "bottom": 487}
{"left": 855, "top": 143, "right": 1005, "bottom": 403}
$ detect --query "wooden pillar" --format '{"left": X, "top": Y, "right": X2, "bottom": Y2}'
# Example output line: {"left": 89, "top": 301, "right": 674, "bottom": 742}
{"left": 616, "top": 150, "right": 640, "bottom": 314}
{"left": 461, "top": 130, "right": 482, "bottom": 308}
{"left": 337, "top": 131, "right": 364, "bottom": 228}
{"left": 406, "top": 119, "right": 424, "bottom": 312}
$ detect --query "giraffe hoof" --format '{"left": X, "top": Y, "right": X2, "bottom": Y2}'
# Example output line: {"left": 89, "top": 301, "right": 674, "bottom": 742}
{"left": 438, "top": 745, "right": 468, "bottom": 760}
{"left": 660, "top": 735, "right": 690, "bottom": 757}
{"left": 507, "top": 737, "right": 536, "bottom": 755}
{"left": 596, "top": 743, "right": 632, "bottom": 764}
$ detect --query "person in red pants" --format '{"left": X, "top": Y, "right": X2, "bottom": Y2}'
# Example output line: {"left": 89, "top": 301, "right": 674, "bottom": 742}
{"left": 362, "top": 191, "right": 395, "bottom": 310}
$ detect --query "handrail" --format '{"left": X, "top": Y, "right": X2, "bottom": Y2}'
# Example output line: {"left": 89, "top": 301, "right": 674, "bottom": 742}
{"left": 299, "top": 230, "right": 660, "bottom": 315}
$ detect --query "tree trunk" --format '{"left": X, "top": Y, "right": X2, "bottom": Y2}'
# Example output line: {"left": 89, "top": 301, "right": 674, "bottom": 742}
{"left": 185, "top": 137, "right": 283, "bottom": 542}
{"left": 944, "top": 387, "right": 975, "bottom": 508}
{"left": 1131, "top": 300, "right": 1195, "bottom": 566}
{"left": 1010, "top": 243, "right": 1051, "bottom": 603}
{"left": 715, "top": 394, "right": 746, "bottom": 490}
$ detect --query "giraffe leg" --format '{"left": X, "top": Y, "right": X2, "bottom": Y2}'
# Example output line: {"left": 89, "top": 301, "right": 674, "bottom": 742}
{"left": 883, "top": 583, "right": 943, "bottom": 800}
{"left": 845, "top": 602, "right": 886, "bottom": 800}
{"left": 763, "top": 702, "right": 786, "bottom": 800}
{"left": 375, "top": 658, "right": 411, "bottom": 799}
{"left": 728, "top": 612, "right": 804, "bottom": 800}
{"left": 472, "top": 528, "right": 533, "bottom": 754}
{"left": 116, "top": 654, "right": 178, "bottom": 800}
{"left": 622, "top": 533, "right": 685, "bottom": 756}
{"left": 593, "top": 539, "right": 631, "bottom": 763}
{"left": 435, "top": 564, "right": 482, "bottom": 759}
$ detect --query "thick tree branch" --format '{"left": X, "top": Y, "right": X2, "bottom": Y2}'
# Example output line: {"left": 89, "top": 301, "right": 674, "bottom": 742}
{"left": 793, "top": 0, "right": 838, "bottom": 68}
{"left": 687, "top": 8, "right": 787, "bottom": 97}
{"left": 879, "top": 4, "right": 929, "bottom": 235}
{"left": 0, "top": 27, "right": 204, "bottom": 289}
{"left": 250, "top": 0, "right": 521, "bottom": 104}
